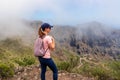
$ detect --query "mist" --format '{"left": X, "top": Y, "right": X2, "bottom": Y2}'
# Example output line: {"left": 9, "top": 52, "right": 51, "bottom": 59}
{"left": 75, "top": 22, "right": 114, "bottom": 40}
{"left": 0, "top": 0, "right": 39, "bottom": 43}
{"left": 0, "top": 0, "right": 58, "bottom": 42}
{"left": 0, "top": 0, "right": 119, "bottom": 43}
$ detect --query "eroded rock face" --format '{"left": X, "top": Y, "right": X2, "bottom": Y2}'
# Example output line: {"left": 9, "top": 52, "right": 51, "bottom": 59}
{"left": 51, "top": 23, "right": 120, "bottom": 59}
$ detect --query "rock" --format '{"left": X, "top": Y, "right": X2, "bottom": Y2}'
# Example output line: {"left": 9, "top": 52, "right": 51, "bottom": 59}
{"left": 58, "top": 73, "right": 62, "bottom": 76}
{"left": 17, "top": 72, "right": 21, "bottom": 75}
{"left": 17, "top": 77, "right": 21, "bottom": 80}
{"left": 24, "top": 73, "right": 27, "bottom": 76}
{"left": 62, "top": 73, "right": 66, "bottom": 76}
{"left": 34, "top": 76, "right": 38, "bottom": 80}
{"left": 7, "top": 66, "right": 95, "bottom": 80}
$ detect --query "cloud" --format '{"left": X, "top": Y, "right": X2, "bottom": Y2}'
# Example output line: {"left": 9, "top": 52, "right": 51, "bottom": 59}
{"left": 0, "top": 0, "right": 38, "bottom": 41}
{"left": 33, "top": 0, "right": 120, "bottom": 25}
{"left": 0, "top": 0, "right": 120, "bottom": 33}
{"left": 0, "top": 0, "right": 37, "bottom": 18}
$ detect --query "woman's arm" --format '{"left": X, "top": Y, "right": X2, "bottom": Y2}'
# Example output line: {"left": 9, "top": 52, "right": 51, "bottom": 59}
{"left": 48, "top": 37, "right": 55, "bottom": 51}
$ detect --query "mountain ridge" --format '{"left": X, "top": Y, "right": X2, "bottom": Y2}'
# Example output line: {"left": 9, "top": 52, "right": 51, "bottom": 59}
{"left": 0, "top": 20, "right": 120, "bottom": 80}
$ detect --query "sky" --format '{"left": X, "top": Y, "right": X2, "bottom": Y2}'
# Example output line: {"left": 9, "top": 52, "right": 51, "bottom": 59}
{"left": 0, "top": 0, "right": 120, "bottom": 26}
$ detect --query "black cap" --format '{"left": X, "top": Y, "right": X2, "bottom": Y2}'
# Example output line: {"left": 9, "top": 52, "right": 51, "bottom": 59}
{"left": 41, "top": 23, "right": 53, "bottom": 30}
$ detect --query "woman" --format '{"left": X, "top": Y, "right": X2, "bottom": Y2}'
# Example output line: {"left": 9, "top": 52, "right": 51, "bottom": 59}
{"left": 34, "top": 23, "right": 58, "bottom": 80}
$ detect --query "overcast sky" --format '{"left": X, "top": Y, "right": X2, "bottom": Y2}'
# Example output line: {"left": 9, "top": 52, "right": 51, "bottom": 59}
{"left": 0, "top": 0, "right": 120, "bottom": 27}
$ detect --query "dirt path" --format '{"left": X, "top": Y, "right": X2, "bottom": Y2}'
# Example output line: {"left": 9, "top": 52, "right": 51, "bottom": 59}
{"left": 1, "top": 66, "right": 95, "bottom": 80}
{"left": 78, "top": 55, "right": 109, "bottom": 71}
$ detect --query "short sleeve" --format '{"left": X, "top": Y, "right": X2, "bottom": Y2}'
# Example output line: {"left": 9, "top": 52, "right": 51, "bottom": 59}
{"left": 46, "top": 36, "right": 52, "bottom": 44}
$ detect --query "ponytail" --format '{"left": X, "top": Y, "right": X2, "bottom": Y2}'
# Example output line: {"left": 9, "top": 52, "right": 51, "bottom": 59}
{"left": 38, "top": 27, "right": 46, "bottom": 38}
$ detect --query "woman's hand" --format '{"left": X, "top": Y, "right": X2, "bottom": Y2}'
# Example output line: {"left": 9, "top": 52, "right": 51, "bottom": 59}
{"left": 51, "top": 37, "right": 55, "bottom": 43}
{"left": 48, "top": 36, "right": 55, "bottom": 51}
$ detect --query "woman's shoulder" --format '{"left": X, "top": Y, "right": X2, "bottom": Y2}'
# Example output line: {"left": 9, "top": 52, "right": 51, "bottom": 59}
{"left": 35, "top": 37, "right": 42, "bottom": 42}
{"left": 45, "top": 35, "right": 52, "bottom": 39}
{"left": 44, "top": 35, "right": 52, "bottom": 42}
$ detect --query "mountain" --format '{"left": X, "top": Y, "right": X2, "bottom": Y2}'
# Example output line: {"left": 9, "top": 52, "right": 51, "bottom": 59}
{"left": 0, "top": 21, "right": 120, "bottom": 80}
{"left": 45, "top": 21, "right": 120, "bottom": 60}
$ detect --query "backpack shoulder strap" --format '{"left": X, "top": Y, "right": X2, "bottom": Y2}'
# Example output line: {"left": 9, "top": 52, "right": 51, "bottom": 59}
{"left": 39, "top": 36, "right": 49, "bottom": 56}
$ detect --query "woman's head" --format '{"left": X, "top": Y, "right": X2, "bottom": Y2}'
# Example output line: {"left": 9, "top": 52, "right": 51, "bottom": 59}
{"left": 38, "top": 23, "right": 53, "bottom": 37}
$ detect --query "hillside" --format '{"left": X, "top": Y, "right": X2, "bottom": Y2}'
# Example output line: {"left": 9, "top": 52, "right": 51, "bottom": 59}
{"left": 0, "top": 21, "right": 120, "bottom": 80}
{"left": 50, "top": 22, "right": 120, "bottom": 60}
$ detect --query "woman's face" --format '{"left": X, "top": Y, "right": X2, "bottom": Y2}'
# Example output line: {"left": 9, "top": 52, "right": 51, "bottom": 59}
{"left": 45, "top": 27, "right": 51, "bottom": 33}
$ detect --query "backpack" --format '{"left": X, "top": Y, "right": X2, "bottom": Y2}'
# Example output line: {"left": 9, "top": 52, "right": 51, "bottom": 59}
{"left": 34, "top": 37, "right": 48, "bottom": 57}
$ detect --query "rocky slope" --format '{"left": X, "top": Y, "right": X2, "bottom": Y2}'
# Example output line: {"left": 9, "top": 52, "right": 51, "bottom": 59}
{"left": 0, "top": 21, "right": 120, "bottom": 80}
{"left": 48, "top": 22, "right": 120, "bottom": 60}
{"left": 2, "top": 65, "right": 94, "bottom": 80}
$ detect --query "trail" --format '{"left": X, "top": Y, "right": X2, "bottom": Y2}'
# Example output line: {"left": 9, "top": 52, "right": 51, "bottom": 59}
{"left": 1, "top": 65, "right": 95, "bottom": 80}
{"left": 77, "top": 54, "right": 109, "bottom": 71}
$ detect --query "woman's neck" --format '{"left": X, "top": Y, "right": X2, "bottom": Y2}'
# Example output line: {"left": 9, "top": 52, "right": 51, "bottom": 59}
{"left": 44, "top": 31, "right": 48, "bottom": 35}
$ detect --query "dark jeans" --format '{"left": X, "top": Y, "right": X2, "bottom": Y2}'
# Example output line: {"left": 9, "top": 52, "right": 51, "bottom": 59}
{"left": 38, "top": 57, "right": 58, "bottom": 80}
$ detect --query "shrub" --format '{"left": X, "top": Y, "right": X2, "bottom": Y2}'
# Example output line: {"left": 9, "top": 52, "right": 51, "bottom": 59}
{"left": 0, "top": 63, "right": 14, "bottom": 78}
{"left": 57, "top": 61, "right": 70, "bottom": 71}
{"left": 91, "top": 67, "right": 110, "bottom": 80}
{"left": 23, "top": 56, "right": 36, "bottom": 66}
{"left": 57, "top": 56, "right": 79, "bottom": 72}
{"left": 69, "top": 56, "right": 79, "bottom": 68}
{"left": 14, "top": 56, "right": 35, "bottom": 66}
{"left": 108, "top": 61, "right": 120, "bottom": 80}
{"left": 79, "top": 63, "right": 92, "bottom": 76}
{"left": 79, "top": 63, "right": 111, "bottom": 80}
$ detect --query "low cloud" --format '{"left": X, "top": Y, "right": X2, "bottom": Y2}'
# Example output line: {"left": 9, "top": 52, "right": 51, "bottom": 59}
{"left": 0, "top": 0, "right": 37, "bottom": 40}
{"left": 0, "top": 0, "right": 120, "bottom": 41}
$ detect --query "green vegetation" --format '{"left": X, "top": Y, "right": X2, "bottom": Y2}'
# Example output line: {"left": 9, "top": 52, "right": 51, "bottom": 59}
{"left": 0, "top": 62, "right": 14, "bottom": 77}
{"left": 71, "top": 60, "right": 120, "bottom": 80}
{"left": 0, "top": 38, "right": 36, "bottom": 78}
{"left": 57, "top": 53, "right": 120, "bottom": 80}
{"left": 0, "top": 38, "right": 120, "bottom": 80}
{"left": 108, "top": 61, "right": 120, "bottom": 80}
{"left": 57, "top": 56, "right": 79, "bottom": 72}
{"left": 14, "top": 56, "right": 35, "bottom": 66}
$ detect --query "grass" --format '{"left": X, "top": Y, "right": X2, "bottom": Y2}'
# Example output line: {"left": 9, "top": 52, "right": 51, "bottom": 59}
{"left": 57, "top": 55, "right": 80, "bottom": 72}
{"left": 71, "top": 59, "right": 120, "bottom": 80}
{"left": 0, "top": 38, "right": 36, "bottom": 78}
{"left": 0, "top": 38, "right": 120, "bottom": 80}
{"left": 107, "top": 61, "right": 120, "bottom": 80}
{"left": 13, "top": 56, "right": 35, "bottom": 66}
{"left": 0, "top": 62, "right": 15, "bottom": 77}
